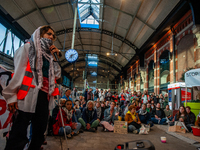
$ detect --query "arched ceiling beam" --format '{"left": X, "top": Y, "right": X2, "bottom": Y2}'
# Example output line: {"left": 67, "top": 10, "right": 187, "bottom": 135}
{"left": 60, "top": 53, "right": 123, "bottom": 69}
{"left": 62, "top": 59, "right": 121, "bottom": 73}
{"left": 56, "top": 28, "right": 138, "bottom": 51}
{"left": 12, "top": 2, "right": 70, "bottom": 22}
{"left": 68, "top": 66, "right": 116, "bottom": 77}
{"left": 73, "top": 72, "right": 113, "bottom": 81}
{"left": 59, "top": 44, "right": 130, "bottom": 60}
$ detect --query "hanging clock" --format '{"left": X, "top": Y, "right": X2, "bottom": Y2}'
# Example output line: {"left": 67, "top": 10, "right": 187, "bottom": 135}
{"left": 65, "top": 49, "right": 79, "bottom": 63}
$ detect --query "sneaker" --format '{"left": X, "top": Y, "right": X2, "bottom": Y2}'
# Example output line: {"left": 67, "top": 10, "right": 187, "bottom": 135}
{"left": 79, "top": 129, "right": 84, "bottom": 133}
{"left": 87, "top": 128, "right": 96, "bottom": 132}
{"left": 66, "top": 134, "right": 73, "bottom": 139}
{"left": 166, "top": 117, "right": 170, "bottom": 123}
{"left": 133, "top": 130, "right": 138, "bottom": 134}
{"left": 74, "top": 131, "right": 79, "bottom": 136}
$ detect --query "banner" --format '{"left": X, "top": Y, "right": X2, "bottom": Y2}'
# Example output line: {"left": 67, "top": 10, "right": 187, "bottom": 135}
{"left": 185, "top": 68, "right": 200, "bottom": 87}
{"left": 181, "top": 88, "right": 191, "bottom": 102}
{"left": 0, "top": 65, "right": 13, "bottom": 133}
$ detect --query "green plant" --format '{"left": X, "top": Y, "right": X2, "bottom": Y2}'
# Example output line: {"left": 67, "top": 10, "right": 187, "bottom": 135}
{"left": 190, "top": 99, "right": 200, "bottom": 103}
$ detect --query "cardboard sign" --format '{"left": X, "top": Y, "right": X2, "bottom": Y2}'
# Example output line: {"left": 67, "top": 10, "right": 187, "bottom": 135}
{"left": 114, "top": 121, "right": 128, "bottom": 134}
{"left": 168, "top": 125, "right": 186, "bottom": 133}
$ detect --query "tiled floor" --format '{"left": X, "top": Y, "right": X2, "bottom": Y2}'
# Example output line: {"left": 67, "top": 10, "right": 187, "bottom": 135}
{"left": 42, "top": 126, "right": 197, "bottom": 150}
{"left": 0, "top": 126, "right": 198, "bottom": 150}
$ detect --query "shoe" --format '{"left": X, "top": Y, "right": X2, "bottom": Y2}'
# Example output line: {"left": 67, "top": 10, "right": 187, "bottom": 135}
{"left": 87, "top": 128, "right": 96, "bottom": 132}
{"left": 66, "top": 134, "right": 73, "bottom": 139}
{"left": 74, "top": 131, "right": 79, "bottom": 136}
{"left": 133, "top": 130, "right": 138, "bottom": 134}
{"left": 163, "top": 122, "right": 168, "bottom": 125}
{"left": 79, "top": 129, "right": 84, "bottom": 133}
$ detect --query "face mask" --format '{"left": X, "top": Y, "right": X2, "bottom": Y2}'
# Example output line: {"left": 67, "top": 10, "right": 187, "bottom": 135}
{"left": 151, "top": 106, "right": 154, "bottom": 109}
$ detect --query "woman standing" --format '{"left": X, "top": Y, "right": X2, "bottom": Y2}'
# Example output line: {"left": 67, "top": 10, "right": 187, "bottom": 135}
{"left": 3, "top": 26, "right": 61, "bottom": 150}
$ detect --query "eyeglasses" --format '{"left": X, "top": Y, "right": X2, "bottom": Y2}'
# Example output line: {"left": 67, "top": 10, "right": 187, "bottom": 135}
{"left": 46, "top": 32, "right": 56, "bottom": 39}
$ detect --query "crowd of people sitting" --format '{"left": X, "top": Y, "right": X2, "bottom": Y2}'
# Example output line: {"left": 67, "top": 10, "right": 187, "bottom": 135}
{"left": 48, "top": 87, "right": 199, "bottom": 140}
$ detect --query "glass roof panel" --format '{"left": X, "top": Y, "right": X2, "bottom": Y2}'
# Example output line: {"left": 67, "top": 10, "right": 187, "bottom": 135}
{"left": 78, "top": 0, "right": 101, "bottom": 28}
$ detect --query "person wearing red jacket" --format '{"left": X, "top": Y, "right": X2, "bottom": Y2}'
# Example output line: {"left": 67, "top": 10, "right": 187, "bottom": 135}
{"left": 112, "top": 92, "right": 119, "bottom": 102}
{"left": 53, "top": 100, "right": 81, "bottom": 138}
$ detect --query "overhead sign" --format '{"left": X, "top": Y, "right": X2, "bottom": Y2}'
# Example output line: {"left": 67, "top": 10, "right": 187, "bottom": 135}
{"left": 168, "top": 82, "right": 191, "bottom": 90}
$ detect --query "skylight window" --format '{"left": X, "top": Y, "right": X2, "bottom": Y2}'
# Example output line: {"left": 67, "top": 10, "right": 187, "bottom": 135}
{"left": 78, "top": 0, "right": 101, "bottom": 29}
{"left": 91, "top": 71, "right": 97, "bottom": 76}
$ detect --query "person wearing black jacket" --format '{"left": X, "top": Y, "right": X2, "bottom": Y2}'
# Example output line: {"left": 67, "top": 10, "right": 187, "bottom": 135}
{"left": 186, "top": 106, "right": 196, "bottom": 132}
{"left": 78, "top": 101, "right": 99, "bottom": 132}
{"left": 151, "top": 103, "right": 167, "bottom": 125}
{"left": 93, "top": 88, "right": 99, "bottom": 101}
{"left": 152, "top": 93, "right": 158, "bottom": 104}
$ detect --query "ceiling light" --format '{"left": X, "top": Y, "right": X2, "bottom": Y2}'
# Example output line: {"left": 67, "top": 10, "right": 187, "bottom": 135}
{"left": 107, "top": 53, "right": 110, "bottom": 55}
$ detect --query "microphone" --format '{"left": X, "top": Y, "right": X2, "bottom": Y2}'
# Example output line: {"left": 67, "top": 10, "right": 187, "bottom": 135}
{"left": 53, "top": 52, "right": 59, "bottom": 62}
{"left": 52, "top": 48, "right": 62, "bottom": 62}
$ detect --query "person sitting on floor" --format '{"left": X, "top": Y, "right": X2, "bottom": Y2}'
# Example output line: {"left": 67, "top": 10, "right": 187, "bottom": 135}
{"left": 164, "top": 105, "right": 173, "bottom": 121}
{"left": 186, "top": 106, "right": 196, "bottom": 132}
{"left": 151, "top": 103, "right": 167, "bottom": 125}
{"left": 195, "top": 115, "right": 200, "bottom": 127}
{"left": 146, "top": 103, "right": 152, "bottom": 113}
{"left": 62, "top": 89, "right": 82, "bottom": 121}
{"left": 95, "top": 101, "right": 104, "bottom": 122}
{"left": 136, "top": 102, "right": 142, "bottom": 111}
{"left": 125, "top": 105, "right": 141, "bottom": 134}
{"left": 105, "top": 101, "right": 110, "bottom": 109}
{"left": 78, "top": 100, "right": 99, "bottom": 132}
{"left": 53, "top": 100, "right": 81, "bottom": 138}
{"left": 169, "top": 106, "right": 191, "bottom": 131}
{"left": 74, "top": 100, "right": 80, "bottom": 109}
{"left": 52, "top": 98, "right": 66, "bottom": 124}
{"left": 80, "top": 99, "right": 86, "bottom": 112}
{"left": 138, "top": 104, "right": 153, "bottom": 127}
{"left": 101, "top": 101, "right": 119, "bottom": 132}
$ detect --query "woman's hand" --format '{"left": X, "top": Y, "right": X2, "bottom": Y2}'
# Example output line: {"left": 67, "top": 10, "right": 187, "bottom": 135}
{"left": 179, "top": 118, "right": 184, "bottom": 122}
{"left": 8, "top": 102, "right": 18, "bottom": 113}
{"left": 49, "top": 45, "right": 60, "bottom": 61}
{"left": 72, "top": 122, "right": 77, "bottom": 129}
{"left": 115, "top": 112, "right": 119, "bottom": 116}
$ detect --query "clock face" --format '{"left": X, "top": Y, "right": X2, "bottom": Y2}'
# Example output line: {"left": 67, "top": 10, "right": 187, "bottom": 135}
{"left": 65, "top": 49, "right": 78, "bottom": 63}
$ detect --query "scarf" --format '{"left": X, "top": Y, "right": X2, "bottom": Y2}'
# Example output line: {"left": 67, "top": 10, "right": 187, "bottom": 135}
{"left": 95, "top": 106, "right": 101, "bottom": 119}
{"left": 127, "top": 110, "right": 137, "bottom": 122}
{"left": 28, "top": 27, "right": 55, "bottom": 95}
{"left": 63, "top": 108, "right": 73, "bottom": 121}
{"left": 138, "top": 108, "right": 147, "bottom": 115}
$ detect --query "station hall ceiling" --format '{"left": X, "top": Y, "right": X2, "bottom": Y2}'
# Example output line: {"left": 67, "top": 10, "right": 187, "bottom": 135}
{"left": 0, "top": 0, "right": 183, "bottom": 81}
